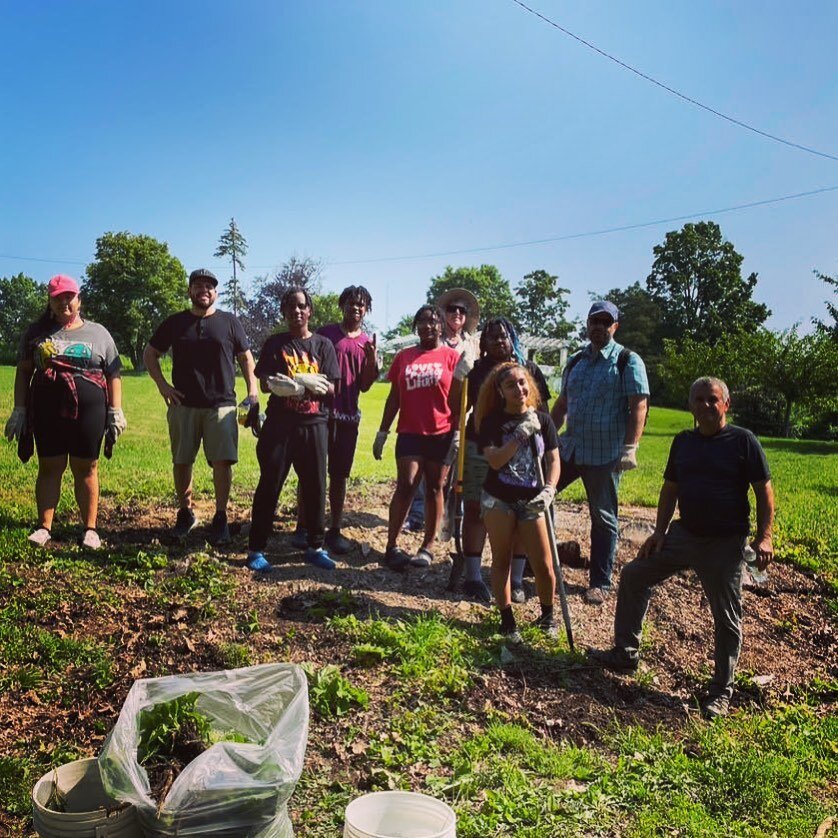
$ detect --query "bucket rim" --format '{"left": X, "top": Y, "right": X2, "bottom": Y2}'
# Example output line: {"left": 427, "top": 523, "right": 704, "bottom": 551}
{"left": 344, "top": 790, "right": 456, "bottom": 838}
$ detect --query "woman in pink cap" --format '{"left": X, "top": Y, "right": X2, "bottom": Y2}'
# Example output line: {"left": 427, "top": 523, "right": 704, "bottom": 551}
{"left": 4, "top": 275, "right": 126, "bottom": 548}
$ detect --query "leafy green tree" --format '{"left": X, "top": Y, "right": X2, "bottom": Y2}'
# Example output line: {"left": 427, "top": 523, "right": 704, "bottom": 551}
{"left": 812, "top": 269, "right": 837, "bottom": 339}
{"left": 646, "top": 221, "right": 770, "bottom": 344}
{"left": 309, "top": 292, "right": 342, "bottom": 331}
{"left": 383, "top": 313, "right": 414, "bottom": 342}
{"left": 515, "top": 269, "right": 575, "bottom": 362}
{"left": 0, "top": 273, "right": 47, "bottom": 363}
{"left": 426, "top": 265, "right": 517, "bottom": 325}
{"left": 214, "top": 217, "right": 248, "bottom": 317}
{"left": 84, "top": 232, "right": 187, "bottom": 370}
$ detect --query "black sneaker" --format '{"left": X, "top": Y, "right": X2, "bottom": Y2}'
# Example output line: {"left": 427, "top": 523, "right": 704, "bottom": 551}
{"left": 587, "top": 647, "right": 639, "bottom": 673}
{"left": 384, "top": 547, "right": 411, "bottom": 572}
{"left": 172, "top": 507, "right": 197, "bottom": 539}
{"left": 325, "top": 529, "right": 353, "bottom": 555}
{"left": 209, "top": 511, "right": 230, "bottom": 545}
{"left": 462, "top": 579, "right": 492, "bottom": 603}
{"left": 700, "top": 694, "right": 730, "bottom": 720}
{"left": 533, "top": 613, "right": 559, "bottom": 640}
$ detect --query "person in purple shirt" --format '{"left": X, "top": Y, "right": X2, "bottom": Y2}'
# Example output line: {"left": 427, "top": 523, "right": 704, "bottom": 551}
{"left": 292, "top": 286, "right": 379, "bottom": 554}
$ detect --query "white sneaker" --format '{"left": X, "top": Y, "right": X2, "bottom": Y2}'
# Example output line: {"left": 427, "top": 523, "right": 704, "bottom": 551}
{"left": 81, "top": 529, "right": 102, "bottom": 549}
{"left": 27, "top": 527, "right": 51, "bottom": 547}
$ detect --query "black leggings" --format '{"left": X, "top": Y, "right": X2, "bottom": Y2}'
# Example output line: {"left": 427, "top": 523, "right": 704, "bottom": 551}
{"left": 32, "top": 378, "right": 107, "bottom": 459}
{"left": 249, "top": 418, "right": 328, "bottom": 552}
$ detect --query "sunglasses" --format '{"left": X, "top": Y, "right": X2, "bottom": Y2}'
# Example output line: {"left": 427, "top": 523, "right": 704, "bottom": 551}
{"left": 589, "top": 316, "right": 614, "bottom": 326}
{"left": 446, "top": 305, "right": 468, "bottom": 315}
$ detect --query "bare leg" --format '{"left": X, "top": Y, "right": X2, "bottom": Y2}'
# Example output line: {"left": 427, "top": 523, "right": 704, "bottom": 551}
{"left": 173, "top": 464, "right": 193, "bottom": 509}
{"left": 35, "top": 455, "right": 67, "bottom": 530}
{"left": 484, "top": 507, "right": 517, "bottom": 610}
{"left": 211, "top": 460, "right": 233, "bottom": 513}
{"left": 516, "top": 518, "right": 555, "bottom": 608}
{"left": 69, "top": 456, "right": 99, "bottom": 529}
{"left": 386, "top": 458, "right": 423, "bottom": 550}
{"left": 421, "top": 461, "right": 449, "bottom": 551}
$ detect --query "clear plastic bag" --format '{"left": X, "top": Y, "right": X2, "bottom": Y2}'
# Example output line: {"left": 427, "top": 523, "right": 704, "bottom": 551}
{"left": 99, "top": 663, "right": 309, "bottom": 837}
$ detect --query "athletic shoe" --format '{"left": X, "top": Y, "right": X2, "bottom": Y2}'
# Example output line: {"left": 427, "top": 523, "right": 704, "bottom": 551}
{"left": 587, "top": 647, "right": 639, "bottom": 674}
{"left": 304, "top": 547, "right": 336, "bottom": 570}
{"left": 325, "top": 529, "right": 353, "bottom": 555}
{"left": 403, "top": 518, "right": 424, "bottom": 533}
{"left": 80, "top": 529, "right": 102, "bottom": 550}
{"left": 247, "top": 552, "right": 272, "bottom": 572}
{"left": 533, "top": 612, "right": 559, "bottom": 640}
{"left": 290, "top": 527, "right": 308, "bottom": 549}
{"left": 27, "top": 527, "right": 51, "bottom": 547}
{"left": 584, "top": 586, "right": 607, "bottom": 605}
{"left": 502, "top": 628, "right": 523, "bottom": 645}
{"left": 511, "top": 585, "right": 526, "bottom": 604}
{"left": 462, "top": 579, "right": 492, "bottom": 603}
{"left": 172, "top": 508, "right": 197, "bottom": 539}
{"left": 410, "top": 547, "right": 433, "bottom": 568}
{"left": 384, "top": 547, "right": 411, "bottom": 572}
{"left": 700, "top": 695, "right": 730, "bottom": 720}
{"left": 209, "top": 511, "right": 231, "bottom": 545}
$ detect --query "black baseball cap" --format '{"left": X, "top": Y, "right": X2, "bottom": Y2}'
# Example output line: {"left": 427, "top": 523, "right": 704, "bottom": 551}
{"left": 189, "top": 268, "right": 218, "bottom": 287}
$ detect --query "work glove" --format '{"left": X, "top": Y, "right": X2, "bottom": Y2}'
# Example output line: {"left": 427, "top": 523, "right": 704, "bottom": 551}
{"left": 619, "top": 443, "right": 639, "bottom": 471}
{"left": 453, "top": 352, "right": 474, "bottom": 382}
{"left": 4, "top": 407, "right": 26, "bottom": 442}
{"left": 266, "top": 374, "right": 305, "bottom": 398}
{"left": 527, "top": 484, "right": 556, "bottom": 513}
{"left": 294, "top": 372, "right": 330, "bottom": 396}
{"left": 513, "top": 410, "right": 540, "bottom": 445}
{"left": 106, "top": 407, "right": 127, "bottom": 441}
{"left": 372, "top": 430, "right": 389, "bottom": 460}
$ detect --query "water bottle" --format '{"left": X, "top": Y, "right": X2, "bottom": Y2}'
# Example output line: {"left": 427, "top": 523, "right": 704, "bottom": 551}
{"left": 744, "top": 545, "right": 768, "bottom": 587}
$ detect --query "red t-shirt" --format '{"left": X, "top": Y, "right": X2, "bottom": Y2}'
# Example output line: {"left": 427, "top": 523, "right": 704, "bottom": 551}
{"left": 388, "top": 344, "right": 459, "bottom": 435}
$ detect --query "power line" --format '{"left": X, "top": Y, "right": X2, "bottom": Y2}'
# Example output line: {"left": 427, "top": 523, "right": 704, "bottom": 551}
{"left": 509, "top": 0, "right": 838, "bottom": 163}
{"left": 1, "top": 184, "right": 836, "bottom": 270}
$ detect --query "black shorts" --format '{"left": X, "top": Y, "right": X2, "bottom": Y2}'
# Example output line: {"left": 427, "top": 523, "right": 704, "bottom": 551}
{"left": 328, "top": 418, "right": 360, "bottom": 480}
{"left": 32, "top": 378, "right": 107, "bottom": 460}
{"left": 395, "top": 432, "right": 453, "bottom": 464}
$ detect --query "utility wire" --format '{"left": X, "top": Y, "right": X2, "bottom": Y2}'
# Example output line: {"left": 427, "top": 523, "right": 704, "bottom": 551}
{"left": 2, "top": 184, "right": 836, "bottom": 269}
{"left": 510, "top": 0, "right": 838, "bottom": 163}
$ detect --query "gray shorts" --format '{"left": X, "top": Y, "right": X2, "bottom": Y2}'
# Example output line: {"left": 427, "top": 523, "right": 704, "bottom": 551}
{"left": 481, "top": 490, "right": 542, "bottom": 522}
{"left": 462, "top": 440, "right": 489, "bottom": 503}
{"left": 167, "top": 405, "right": 238, "bottom": 465}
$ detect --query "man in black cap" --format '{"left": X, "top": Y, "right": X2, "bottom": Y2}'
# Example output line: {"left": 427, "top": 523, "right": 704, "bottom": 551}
{"left": 144, "top": 268, "right": 259, "bottom": 543}
{"left": 550, "top": 301, "right": 650, "bottom": 604}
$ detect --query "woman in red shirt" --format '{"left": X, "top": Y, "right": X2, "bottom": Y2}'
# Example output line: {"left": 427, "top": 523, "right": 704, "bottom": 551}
{"left": 373, "top": 305, "right": 461, "bottom": 571}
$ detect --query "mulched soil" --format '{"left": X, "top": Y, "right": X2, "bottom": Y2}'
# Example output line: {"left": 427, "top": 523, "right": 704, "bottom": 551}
{"left": 2, "top": 483, "right": 835, "bottom": 835}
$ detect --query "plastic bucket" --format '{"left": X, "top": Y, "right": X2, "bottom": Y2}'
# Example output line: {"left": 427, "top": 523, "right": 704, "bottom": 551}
{"left": 344, "top": 791, "right": 456, "bottom": 838}
{"left": 32, "top": 758, "right": 141, "bottom": 838}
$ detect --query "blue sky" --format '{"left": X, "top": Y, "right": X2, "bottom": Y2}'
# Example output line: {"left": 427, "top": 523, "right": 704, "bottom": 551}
{"left": 2, "top": 1, "right": 836, "bottom": 333}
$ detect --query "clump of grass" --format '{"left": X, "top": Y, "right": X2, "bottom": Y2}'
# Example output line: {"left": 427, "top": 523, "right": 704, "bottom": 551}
{"left": 302, "top": 663, "right": 369, "bottom": 718}
{"left": 217, "top": 642, "right": 252, "bottom": 669}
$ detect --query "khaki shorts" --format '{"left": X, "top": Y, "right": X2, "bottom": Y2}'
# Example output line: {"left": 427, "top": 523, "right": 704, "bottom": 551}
{"left": 167, "top": 405, "right": 238, "bottom": 465}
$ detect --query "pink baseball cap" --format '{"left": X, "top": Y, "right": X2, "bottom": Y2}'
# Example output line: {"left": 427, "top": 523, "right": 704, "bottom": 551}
{"left": 47, "top": 275, "right": 80, "bottom": 297}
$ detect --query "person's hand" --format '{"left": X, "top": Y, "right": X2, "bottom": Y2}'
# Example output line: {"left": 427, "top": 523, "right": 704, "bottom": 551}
{"left": 513, "top": 410, "right": 540, "bottom": 444}
{"left": 157, "top": 381, "right": 185, "bottom": 407}
{"left": 4, "top": 407, "right": 26, "bottom": 441}
{"left": 638, "top": 531, "right": 666, "bottom": 559}
{"left": 363, "top": 334, "right": 378, "bottom": 368}
{"left": 107, "top": 407, "right": 127, "bottom": 441}
{"left": 373, "top": 430, "right": 389, "bottom": 460}
{"left": 750, "top": 536, "right": 774, "bottom": 570}
{"left": 245, "top": 392, "right": 259, "bottom": 408}
{"left": 444, "top": 430, "right": 461, "bottom": 466}
{"left": 453, "top": 352, "right": 474, "bottom": 382}
{"left": 527, "top": 484, "right": 556, "bottom": 512}
{"left": 294, "top": 372, "right": 330, "bottom": 396}
{"left": 266, "top": 374, "right": 305, "bottom": 398}
{"left": 619, "top": 443, "right": 639, "bottom": 471}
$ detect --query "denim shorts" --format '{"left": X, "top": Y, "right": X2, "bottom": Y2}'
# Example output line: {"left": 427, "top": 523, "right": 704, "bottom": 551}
{"left": 481, "top": 490, "right": 542, "bottom": 522}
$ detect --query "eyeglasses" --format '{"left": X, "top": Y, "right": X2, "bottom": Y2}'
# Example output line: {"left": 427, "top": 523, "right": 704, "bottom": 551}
{"left": 588, "top": 316, "right": 614, "bottom": 327}
{"left": 446, "top": 305, "right": 468, "bottom": 315}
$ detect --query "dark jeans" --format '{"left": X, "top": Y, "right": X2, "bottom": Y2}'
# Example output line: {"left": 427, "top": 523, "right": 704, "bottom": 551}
{"left": 614, "top": 521, "right": 745, "bottom": 698}
{"left": 557, "top": 455, "right": 621, "bottom": 589}
{"left": 249, "top": 418, "right": 328, "bottom": 552}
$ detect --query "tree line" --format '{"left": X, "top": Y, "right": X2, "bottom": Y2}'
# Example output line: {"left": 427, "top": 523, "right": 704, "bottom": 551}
{"left": 1, "top": 220, "right": 835, "bottom": 438}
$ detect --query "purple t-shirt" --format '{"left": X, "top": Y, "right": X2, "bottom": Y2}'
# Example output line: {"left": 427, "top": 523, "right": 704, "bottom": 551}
{"left": 317, "top": 323, "right": 373, "bottom": 423}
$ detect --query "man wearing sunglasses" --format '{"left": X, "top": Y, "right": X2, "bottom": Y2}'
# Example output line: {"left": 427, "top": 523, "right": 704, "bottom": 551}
{"left": 550, "top": 301, "right": 649, "bottom": 605}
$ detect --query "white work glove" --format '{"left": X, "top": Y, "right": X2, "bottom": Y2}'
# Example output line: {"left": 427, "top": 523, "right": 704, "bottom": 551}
{"left": 266, "top": 374, "right": 305, "bottom": 398}
{"left": 372, "top": 430, "right": 389, "bottom": 460}
{"left": 513, "top": 410, "right": 541, "bottom": 444}
{"left": 527, "top": 484, "right": 556, "bottom": 513}
{"left": 294, "top": 372, "right": 330, "bottom": 396}
{"left": 4, "top": 407, "right": 26, "bottom": 441}
{"left": 453, "top": 352, "right": 474, "bottom": 382}
{"left": 107, "top": 408, "right": 127, "bottom": 440}
{"left": 619, "top": 443, "right": 639, "bottom": 472}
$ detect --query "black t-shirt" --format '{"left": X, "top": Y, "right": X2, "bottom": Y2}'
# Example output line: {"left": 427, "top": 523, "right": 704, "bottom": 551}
{"left": 465, "top": 359, "right": 551, "bottom": 442}
{"left": 149, "top": 310, "right": 249, "bottom": 408}
{"left": 664, "top": 424, "right": 771, "bottom": 537}
{"left": 478, "top": 410, "right": 559, "bottom": 503}
{"left": 255, "top": 332, "right": 340, "bottom": 425}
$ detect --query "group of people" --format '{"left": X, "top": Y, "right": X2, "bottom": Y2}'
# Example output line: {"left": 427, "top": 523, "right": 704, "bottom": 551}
{"left": 5, "top": 269, "right": 775, "bottom": 717}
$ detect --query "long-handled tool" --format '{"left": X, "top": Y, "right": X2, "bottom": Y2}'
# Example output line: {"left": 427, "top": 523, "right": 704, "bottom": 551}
{"left": 447, "top": 379, "right": 470, "bottom": 590}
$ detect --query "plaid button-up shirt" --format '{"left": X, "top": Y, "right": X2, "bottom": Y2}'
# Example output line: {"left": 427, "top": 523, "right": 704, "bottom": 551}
{"left": 559, "top": 340, "right": 649, "bottom": 466}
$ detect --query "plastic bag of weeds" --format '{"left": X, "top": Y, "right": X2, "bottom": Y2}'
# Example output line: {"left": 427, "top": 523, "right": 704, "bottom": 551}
{"left": 99, "top": 663, "right": 308, "bottom": 837}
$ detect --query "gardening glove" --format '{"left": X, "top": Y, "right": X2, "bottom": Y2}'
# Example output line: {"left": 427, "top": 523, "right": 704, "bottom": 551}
{"left": 294, "top": 372, "right": 330, "bottom": 396}
{"left": 513, "top": 410, "right": 540, "bottom": 444}
{"left": 372, "top": 430, "right": 389, "bottom": 460}
{"left": 527, "top": 484, "right": 556, "bottom": 513}
{"left": 4, "top": 407, "right": 26, "bottom": 442}
{"left": 453, "top": 338, "right": 479, "bottom": 381}
{"left": 619, "top": 443, "right": 639, "bottom": 471}
{"left": 107, "top": 407, "right": 127, "bottom": 441}
{"left": 266, "top": 374, "right": 305, "bottom": 398}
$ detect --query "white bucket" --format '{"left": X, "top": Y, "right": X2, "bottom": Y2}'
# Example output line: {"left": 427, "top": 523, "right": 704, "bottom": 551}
{"left": 344, "top": 791, "right": 456, "bottom": 838}
{"left": 32, "top": 758, "right": 141, "bottom": 838}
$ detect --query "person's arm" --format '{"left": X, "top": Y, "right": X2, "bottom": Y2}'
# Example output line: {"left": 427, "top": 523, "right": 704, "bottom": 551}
{"left": 625, "top": 395, "right": 648, "bottom": 445}
{"left": 638, "top": 479, "right": 678, "bottom": 558}
{"left": 236, "top": 350, "right": 260, "bottom": 402}
{"left": 550, "top": 393, "right": 568, "bottom": 432}
{"left": 13, "top": 359, "right": 34, "bottom": 407}
{"left": 107, "top": 375, "right": 122, "bottom": 409}
{"left": 143, "top": 344, "right": 184, "bottom": 406}
{"left": 543, "top": 447, "right": 560, "bottom": 488}
{"left": 751, "top": 479, "right": 775, "bottom": 570}
{"left": 378, "top": 383, "right": 400, "bottom": 433}
{"left": 448, "top": 377, "right": 463, "bottom": 420}
{"left": 359, "top": 335, "right": 379, "bottom": 392}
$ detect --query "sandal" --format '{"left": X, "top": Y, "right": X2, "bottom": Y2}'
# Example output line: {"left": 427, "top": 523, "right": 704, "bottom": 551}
{"left": 410, "top": 547, "right": 434, "bottom": 568}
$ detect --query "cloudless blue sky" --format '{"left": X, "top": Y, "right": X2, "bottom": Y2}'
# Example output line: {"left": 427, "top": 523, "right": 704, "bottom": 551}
{"left": 2, "top": 1, "right": 836, "bottom": 333}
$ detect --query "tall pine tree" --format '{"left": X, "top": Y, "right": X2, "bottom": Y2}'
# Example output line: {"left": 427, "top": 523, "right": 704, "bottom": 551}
{"left": 214, "top": 218, "right": 248, "bottom": 317}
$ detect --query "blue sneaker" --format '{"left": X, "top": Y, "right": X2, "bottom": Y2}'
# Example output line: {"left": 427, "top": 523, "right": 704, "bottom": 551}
{"left": 290, "top": 527, "right": 308, "bottom": 549}
{"left": 247, "top": 552, "right": 272, "bottom": 572}
{"left": 304, "top": 547, "right": 336, "bottom": 570}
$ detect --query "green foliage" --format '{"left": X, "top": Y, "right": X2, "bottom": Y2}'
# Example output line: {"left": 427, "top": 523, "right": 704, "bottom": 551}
{"left": 157, "top": 552, "right": 233, "bottom": 614}
{"left": 515, "top": 269, "right": 576, "bottom": 363}
{"left": 426, "top": 265, "right": 517, "bottom": 325}
{"left": 309, "top": 291, "right": 342, "bottom": 331}
{"left": 214, "top": 217, "right": 248, "bottom": 317}
{"left": 83, "top": 231, "right": 187, "bottom": 370}
{"left": 217, "top": 642, "right": 253, "bottom": 669}
{"left": 137, "top": 692, "right": 212, "bottom": 765}
{"left": 0, "top": 744, "right": 84, "bottom": 817}
{"left": 812, "top": 268, "right": 838, "bottom": 338}
{"left": 0, "top": 273, "right": 47, "bottom": 363}
{"left": 302, "top": 663, "right": 369, "bottom": 717}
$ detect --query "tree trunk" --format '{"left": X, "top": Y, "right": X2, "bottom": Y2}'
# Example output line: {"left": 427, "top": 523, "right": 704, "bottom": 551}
{"left": 782, "top": 398, "right": 793, "bottom": 438}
